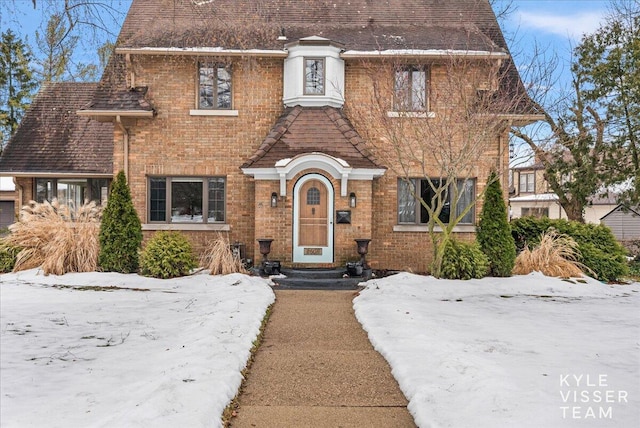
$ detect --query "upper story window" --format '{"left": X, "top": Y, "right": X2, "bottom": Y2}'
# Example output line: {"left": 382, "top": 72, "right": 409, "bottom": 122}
{"left": 393, "top": 66, "right": 428, "bottom": 111}
{"left": 304, "top": 58, "right": 325, "bottom": 95}
{"left": 519, "top": 172, "right": 535, "bottom": 193}
{"left": 198, "top": 62, "right": 232, "bottom": 109}
{"left": 398, "top": 178, "right": 475, "bottom": 225}
{"left": 149, "top": 176, "right": 226, "bottom": 224}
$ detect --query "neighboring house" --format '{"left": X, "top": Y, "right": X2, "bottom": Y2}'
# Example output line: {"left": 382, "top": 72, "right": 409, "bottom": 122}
{"left": 600, "top": 205, "right": 640, "bottom": 242}
{"left": 0, "top": 177, "right": 17, "bottom": 230}
{"left": 0, "top": 0, "right": 540, "bottom": 272}
{"left": 510, "top": 163, "right": 618, "bottom": 224}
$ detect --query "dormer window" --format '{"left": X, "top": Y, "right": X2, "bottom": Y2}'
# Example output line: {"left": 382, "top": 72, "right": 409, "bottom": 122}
{"left": 198, "top": 62, "right": 232, "bottom": 109}
{"left": 304, "top": 58, "right": 325, "bottom": 95}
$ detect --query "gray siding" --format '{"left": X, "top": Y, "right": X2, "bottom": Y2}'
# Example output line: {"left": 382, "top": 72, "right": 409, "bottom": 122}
{"left": 601, "top": 207, "right": 640, "bottom": 241}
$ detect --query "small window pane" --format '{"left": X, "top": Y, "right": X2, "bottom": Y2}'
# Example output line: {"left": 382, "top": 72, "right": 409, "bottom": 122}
{"left": 305, "top": 58, "right": 324, "bottom": 95}
{"left": 36, "top": 179, "right": 54, "bottom": 203}
{"left": 217, "top": 66, "right": 231, "bottom": 109}
{"left": 199, "top": 64, "right": 215, "bottom": 108}
{"left": 421, "top": 179, "right": 449, "bottom": 223}
{"left": 307, "top": 187, "right": 320, "bottom": 205}
{"left": 150, "top": 178, "right": 166, "bottom": 222}
{"left": 171, "top": 179, "right": 203, "bottom": 223}
{"left": 208, "top": 178, "right": 225, "bottom": 222}
{"left": 398, "top": 179, "right": 416, "bottom": 223}
{"left": 411, "top": 69, "right": 426, "bottom": 110}
{"left": 456, "top": 179, "right": 475, "bottom": 224}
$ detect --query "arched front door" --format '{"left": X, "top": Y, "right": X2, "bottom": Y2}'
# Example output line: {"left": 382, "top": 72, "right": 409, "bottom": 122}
{"left": 293, "top": 174, "right": 334, "bottom": 263}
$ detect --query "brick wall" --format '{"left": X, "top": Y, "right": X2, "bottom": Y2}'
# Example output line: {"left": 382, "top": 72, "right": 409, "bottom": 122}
{"left": 117, "top": 53, "right": 511, "bottom": 273}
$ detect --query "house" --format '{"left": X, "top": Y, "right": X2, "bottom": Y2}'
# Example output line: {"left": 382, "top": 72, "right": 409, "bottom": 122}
{"left": 0, "top": 0, "right": 540, "bottom": 272}
{"left": 509, "top": 162, "right": 619, "bottom": 224}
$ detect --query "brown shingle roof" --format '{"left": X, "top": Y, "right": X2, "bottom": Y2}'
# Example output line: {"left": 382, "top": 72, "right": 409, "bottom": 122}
{"left": 242, "top": 106, "right": 382, "bottom": 169}
{"left": 0, "top": 82, "right": 113, "bottom": 175}
{"left": 118, "top": 0, "right": 505, "bottom": 52}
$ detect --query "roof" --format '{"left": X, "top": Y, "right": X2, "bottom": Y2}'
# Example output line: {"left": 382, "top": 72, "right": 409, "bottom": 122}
{"left": 118, "top": 0, "right": 505, "bottom": 52}
{"left": 242, "top": 106, "right": 382, "bottom": 169}
{"left": 0, "top": 82, "right": 113, "bottom": 175}
{"left": 600, "top": 204, "right": 640, "bottom": 221}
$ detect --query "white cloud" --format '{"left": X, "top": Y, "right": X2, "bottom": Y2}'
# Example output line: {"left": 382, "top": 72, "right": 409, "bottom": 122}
{"left": 518, "top": 10, "right": 605, "bottom": 40}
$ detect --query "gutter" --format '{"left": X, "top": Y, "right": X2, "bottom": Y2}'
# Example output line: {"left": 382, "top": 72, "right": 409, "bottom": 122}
{"left": 115, "top": 47, "right": 289, "bottom": 57}
{"left": 76, "top": 110, "right": 154, "bottom": 118}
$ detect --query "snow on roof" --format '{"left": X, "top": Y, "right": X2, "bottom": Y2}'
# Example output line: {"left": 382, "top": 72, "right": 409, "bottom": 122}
{"left": 509, "top": 193, "right": 558, "bottom": 202}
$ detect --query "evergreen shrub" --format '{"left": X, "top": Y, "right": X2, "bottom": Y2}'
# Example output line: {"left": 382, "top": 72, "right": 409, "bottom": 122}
{"left": 98, "top": 171, "right": 142, "bottom": 273}
{"left": 139, "top": 231, "right": 197, "bottom": 279}
{"left": 477, "top": 171, "right": 516, "bottom": 276}
{"left": 511, "top": 217, "right": 628, "bottom": 281}
{"left": 0, "top": 241, "right": 19, "bottom": 273}
{"left": 441, "top": 239, "right": 489, "bottom": 280}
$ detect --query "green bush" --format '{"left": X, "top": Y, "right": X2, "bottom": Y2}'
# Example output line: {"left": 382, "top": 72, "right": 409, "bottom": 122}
{"left": 0, "top": 241, "right": 19, "bottom": 273}
{"left": 99, "top": 171, "right": 142, "bottom": 273}
{"left": 139, "top": 231, "right": 197, "bottom": 279}
{"left": 477, "top": 171, "right": 516, "bottom": 277}
{"left": 440, "top": 239, "right": 489, "bottom": 280}
{"left": 511, "top": 217, "right": 628, "bottom": 282}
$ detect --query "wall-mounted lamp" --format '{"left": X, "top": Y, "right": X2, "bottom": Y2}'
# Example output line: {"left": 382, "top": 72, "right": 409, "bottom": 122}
{"left": 271, "top": 192, "right": 278, "bottom": 208}
{"left": 349, "top": 192, "right": 357, "bottom": 208}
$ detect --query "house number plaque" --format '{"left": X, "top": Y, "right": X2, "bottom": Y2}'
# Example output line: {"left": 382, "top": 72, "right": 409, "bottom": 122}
{"left": 304, "top": 248, "right": 323, "bottom": 256}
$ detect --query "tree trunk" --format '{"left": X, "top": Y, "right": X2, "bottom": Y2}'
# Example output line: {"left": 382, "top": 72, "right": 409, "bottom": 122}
{"left": 561, "top": 199, "right": 585, "bottom": 223}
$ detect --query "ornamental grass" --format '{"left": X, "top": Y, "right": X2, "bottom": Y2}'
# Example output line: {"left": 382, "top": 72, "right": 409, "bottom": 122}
{"left": 202, "top": 233, "right": 247, "bottom": 275}
{"left": 512, "top": 230, "right": 587, "bottom": 278}
{"left": 3, "top": 199, "right": 102, "bottom": 275}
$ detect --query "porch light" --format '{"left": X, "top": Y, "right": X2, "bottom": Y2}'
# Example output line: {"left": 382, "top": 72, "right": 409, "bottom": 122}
{"left": 271, "top": 192, "right": 278, "bottom": 208}
{"left": 349, "top": 192, "right": 357, "bottom": 208}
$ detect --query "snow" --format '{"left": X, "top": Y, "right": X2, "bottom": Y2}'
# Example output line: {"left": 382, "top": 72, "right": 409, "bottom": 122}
{"left": 354, "top": 272, "right": 640, "bottom": 428}
{"left": 1, "top": 269, "right": 275, "bottom": 428}
{"left": 3, "top": 268, "right": 639, "bottom": 427}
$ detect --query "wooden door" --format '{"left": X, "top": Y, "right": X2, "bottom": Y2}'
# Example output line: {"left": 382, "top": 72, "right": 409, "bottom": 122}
{"left": 299, "top": 179, "right": 328, "bottom": 246}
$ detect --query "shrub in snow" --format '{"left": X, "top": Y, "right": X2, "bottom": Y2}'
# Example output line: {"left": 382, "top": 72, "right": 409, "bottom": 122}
{"left": 201, "top": 233, "right": 247, "bottom": 275}
{"left": 440, "top": 239, "right": 489, "bottom": 280}
{"left": 139, "top": 231, "right": 197, "bottom": 279}
{"left": 98, "top": 171, "right": 142, "bottom": 273}
{"left": 513, "top": 230, "right": 586, "bottom": 278}
{"left": 511, "top": 217, "right": 627, "bottom": 281}
{"left": 3, "top": 199, "right": 102, "bottom": 275}
{"left": 0, "top": 241, "right": 19, "bottom": 273}
{"left": 477, "top": 171, "right": 516, "bottom": 277}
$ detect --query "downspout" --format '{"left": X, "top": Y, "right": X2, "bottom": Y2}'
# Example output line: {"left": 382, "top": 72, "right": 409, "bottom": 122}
{"left": 13, "top": 177, "right": 23, "bottom": 221}
{"left": 115, "top": 115, "right": 129, "bottom": 180}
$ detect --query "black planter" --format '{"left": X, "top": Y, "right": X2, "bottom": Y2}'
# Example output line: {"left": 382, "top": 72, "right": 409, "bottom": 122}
{"left": 354, "top": 238, "right": 371, "bottom": 268}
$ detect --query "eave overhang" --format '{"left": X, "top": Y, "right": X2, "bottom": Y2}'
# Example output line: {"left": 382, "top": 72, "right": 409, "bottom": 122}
{"left": 116, "top": 47, "right": 289, "bottom": 58}
{"left": 2, "top": 172, "right": 114, "bottom": 178}
{"left": 499, "top": 113, "right": 546, "bottom": 126}
{"left": 341, "top": 49, "right": 509, "bottom": 59}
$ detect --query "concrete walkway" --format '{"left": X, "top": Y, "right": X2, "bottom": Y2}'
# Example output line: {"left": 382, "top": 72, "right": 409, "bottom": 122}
{"left": 230, "top": 290, "right": 415, "bottom": 427}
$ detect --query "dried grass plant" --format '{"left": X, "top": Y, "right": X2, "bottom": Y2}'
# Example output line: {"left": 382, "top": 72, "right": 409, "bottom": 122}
{"left": 202, "top": 233, "right": 247, "bottom": 275}
{"left": 513, "top": 230, "right": 587, "bottom": 278}
{"left": 4, "top": 199, "right": 102, "bottom": 275}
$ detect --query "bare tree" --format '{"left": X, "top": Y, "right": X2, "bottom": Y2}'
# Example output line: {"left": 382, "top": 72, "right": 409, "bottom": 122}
{"left": 346, "top": 54, "right": 533, "bottom": 276}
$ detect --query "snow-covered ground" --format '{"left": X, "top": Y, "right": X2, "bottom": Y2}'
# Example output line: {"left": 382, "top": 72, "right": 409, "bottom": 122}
{"left": 3, "top": 269, "right": 639, "bottom": 427}
{"left": 354, "top": 272, "right": 640, "bottom": 428}
{"left": 0, "top": 269, "right": 275, "bottom": 428}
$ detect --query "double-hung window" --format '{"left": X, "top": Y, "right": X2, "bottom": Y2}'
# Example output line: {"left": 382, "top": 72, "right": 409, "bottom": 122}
{"left": 394, "top": 66, "right": 428, "bottom": 111}
{"left": 198, "top": 62, "right": 232, "bottom": 109}
{"left": 519, "top": 172, "right": 535, "bottom": 193}
{"left": 149, "top": 177, "right": 226, "bottom": 223}
{"left": 304, "top": 58, "right": 325, "bottom": 95}
{"left": 398, "top": 178, "right": 475, "bottom": 224}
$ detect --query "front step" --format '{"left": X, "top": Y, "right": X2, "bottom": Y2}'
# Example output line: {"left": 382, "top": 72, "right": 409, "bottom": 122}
{"left": 271, "top": 268, "right": 372, "bottom": 290}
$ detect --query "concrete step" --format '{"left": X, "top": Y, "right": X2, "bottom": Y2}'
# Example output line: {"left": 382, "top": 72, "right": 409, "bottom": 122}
{"left": 272, "top": 268, "right": 372, "bottom": 290}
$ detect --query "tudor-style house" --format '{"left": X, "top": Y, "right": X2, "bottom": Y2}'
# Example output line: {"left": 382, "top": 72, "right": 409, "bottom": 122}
{"left": 0, "top": 0, "right": 541, "bottom": 272}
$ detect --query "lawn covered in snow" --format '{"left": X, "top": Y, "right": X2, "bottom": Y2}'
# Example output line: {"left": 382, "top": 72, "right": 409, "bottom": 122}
{"left": 354, "top": 272, "right": 640, "bottom": 428}
{"left": 1, "top": 269, "right": 275, "bottom": 427}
